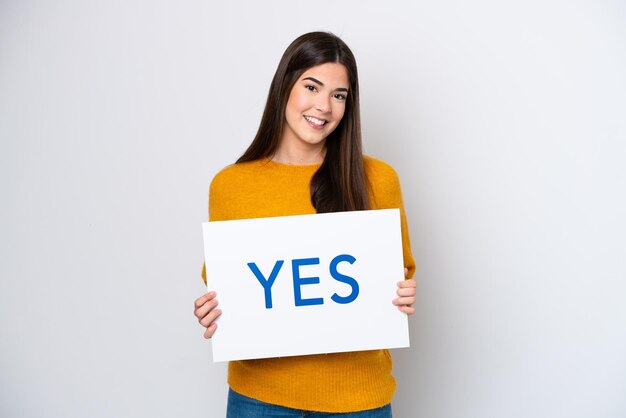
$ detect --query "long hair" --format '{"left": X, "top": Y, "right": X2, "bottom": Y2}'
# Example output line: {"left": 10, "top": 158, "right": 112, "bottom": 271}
{"left": 236, "top": 31, "right": 369, "bottom": 213}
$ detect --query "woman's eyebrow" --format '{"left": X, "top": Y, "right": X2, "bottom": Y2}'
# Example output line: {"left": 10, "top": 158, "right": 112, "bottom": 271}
{"left": 302, "top": 76, "right": 349, "bottom": 92}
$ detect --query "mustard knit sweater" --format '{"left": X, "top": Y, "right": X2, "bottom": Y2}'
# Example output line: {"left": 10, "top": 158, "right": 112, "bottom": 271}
{"left": 202, "top": 156, "right": 415, "bottom": 412}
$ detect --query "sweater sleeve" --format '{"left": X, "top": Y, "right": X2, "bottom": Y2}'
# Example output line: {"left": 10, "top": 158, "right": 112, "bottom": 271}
{"left": 365, "top": 157, "right": 416, "bottom": 279}
{"left": 395, "top": 176, "right": 416, "bottom": 279}
{"left": 201, "top": 169, "right": 229, "bottom": 286}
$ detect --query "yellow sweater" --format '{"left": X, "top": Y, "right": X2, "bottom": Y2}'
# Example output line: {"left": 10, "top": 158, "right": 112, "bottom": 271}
{"left": 203, "top": 156, "right": 415, "bottom": 412}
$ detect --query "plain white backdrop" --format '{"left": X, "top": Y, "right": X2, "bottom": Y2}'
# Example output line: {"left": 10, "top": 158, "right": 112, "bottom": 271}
{"left": 1, "top": 1, "right": 625, "bottom": 417}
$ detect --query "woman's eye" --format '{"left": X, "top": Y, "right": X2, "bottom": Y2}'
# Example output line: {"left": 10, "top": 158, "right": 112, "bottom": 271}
{"left": 334, "top": 93, "right": 347, "bottom": 101}
{"left": 305, "top": 85, "right": 317, "bottom": 92}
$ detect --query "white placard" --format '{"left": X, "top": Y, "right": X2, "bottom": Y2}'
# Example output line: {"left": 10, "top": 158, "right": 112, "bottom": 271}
{"left": 202, "top": 209, "right": 409, "bottom": 362}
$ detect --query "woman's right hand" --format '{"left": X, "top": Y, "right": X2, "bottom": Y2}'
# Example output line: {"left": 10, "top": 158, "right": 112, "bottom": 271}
{"left": 193, "top": 291, "right": 222, "bottom": 339}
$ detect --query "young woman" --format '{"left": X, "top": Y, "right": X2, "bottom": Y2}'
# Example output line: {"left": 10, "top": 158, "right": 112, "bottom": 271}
{"left": 194, "top": 32, "right": 417, "bottom": 417}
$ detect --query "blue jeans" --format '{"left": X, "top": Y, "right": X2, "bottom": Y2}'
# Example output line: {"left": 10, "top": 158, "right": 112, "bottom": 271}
{"left": 226, "top": 388, "right": 393, "bottom": 418}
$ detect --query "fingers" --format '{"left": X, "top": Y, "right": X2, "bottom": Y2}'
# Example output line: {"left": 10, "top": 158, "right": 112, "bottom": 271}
{"left": 393, "top": 295, "right": 416, "bottom": 307}
{"left": 397, "top": 305, "right": 415, "bottom": 315}
{"left": 396, "top": 286, "right": 416, "bottom": 297}
{"left": 194, "top": 291, "right": 216, "bottom": 311}
{"left": 194, "top": 294, "right": 218, "bottom": 320}
{"left": 198, "top": 302, "right": 222, "bottom": 328}
{"left": 204, "top": 322, "right": 218, "bottom": 339}
{"left": 194, "top": 291, "right": 222, "bottom": 339}
{"left": 393, "top": 292, "right": 416, "bottom": 315}
{"left": 200, "top": 309, "right": 222, "bottom": 338}
{"left": 393, "top": 277, "right": 417, "bottom": 315}
{"left": 397, "top": 278, "right": 417, "bottom": 289}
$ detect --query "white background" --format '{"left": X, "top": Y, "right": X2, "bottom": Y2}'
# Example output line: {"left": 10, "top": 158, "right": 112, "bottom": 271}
{"left": 1, "top": 1, "right": 625, "bottom": 417}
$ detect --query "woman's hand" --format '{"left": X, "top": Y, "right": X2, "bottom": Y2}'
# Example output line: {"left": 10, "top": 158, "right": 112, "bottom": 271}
{"left": 393, "top": 268, "right": 417, "bottom": 315}
{"left": 193, "top": 291, "right": 222, "bottom": 339}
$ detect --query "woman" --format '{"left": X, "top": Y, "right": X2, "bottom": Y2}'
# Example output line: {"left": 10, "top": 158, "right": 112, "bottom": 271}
{"left": 194, "top": 31, "right": 417, "bottom": 417}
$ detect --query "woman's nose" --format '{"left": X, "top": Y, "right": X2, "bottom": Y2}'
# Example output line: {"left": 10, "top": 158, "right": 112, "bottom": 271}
{"left": 315, "top": 95, "right": 331, "bottom": 113}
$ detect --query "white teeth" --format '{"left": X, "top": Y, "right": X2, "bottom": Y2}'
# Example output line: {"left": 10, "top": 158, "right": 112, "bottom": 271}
{"left": 304, "top": 116, "right": 325, "bottom": 126}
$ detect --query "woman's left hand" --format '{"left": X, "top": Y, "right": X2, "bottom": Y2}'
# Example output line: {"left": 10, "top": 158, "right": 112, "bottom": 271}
{"left": 393, "top": 268, "right": 417, "bottom": 315}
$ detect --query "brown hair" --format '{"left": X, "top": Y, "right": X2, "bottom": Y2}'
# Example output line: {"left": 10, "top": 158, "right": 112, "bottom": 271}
{"left": 236, "top": 31, "right": 369, "bottom": 213}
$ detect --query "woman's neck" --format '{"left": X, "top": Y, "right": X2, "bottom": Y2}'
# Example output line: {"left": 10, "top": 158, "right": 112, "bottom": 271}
{"left": 271, "top": 143, "right": 326, "bottom": 165}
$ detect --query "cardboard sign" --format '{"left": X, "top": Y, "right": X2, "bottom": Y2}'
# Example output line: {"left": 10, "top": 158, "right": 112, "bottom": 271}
{"left": 202, "top": 209, "right": 409, "bottom": 362}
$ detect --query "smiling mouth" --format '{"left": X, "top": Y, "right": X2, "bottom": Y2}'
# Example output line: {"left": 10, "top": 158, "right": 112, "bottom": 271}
{"left": 304, "top": 115, "right": 327, "bottom": 126}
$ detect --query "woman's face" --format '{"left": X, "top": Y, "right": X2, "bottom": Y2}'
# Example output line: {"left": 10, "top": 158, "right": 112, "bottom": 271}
{"left": 281, "top": 62, "right": 350, "bottom": 154}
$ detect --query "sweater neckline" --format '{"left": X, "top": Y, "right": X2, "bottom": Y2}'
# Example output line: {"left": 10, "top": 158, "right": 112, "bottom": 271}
{"left": 261, "top": 157, "right": 322, "bottom": 170}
